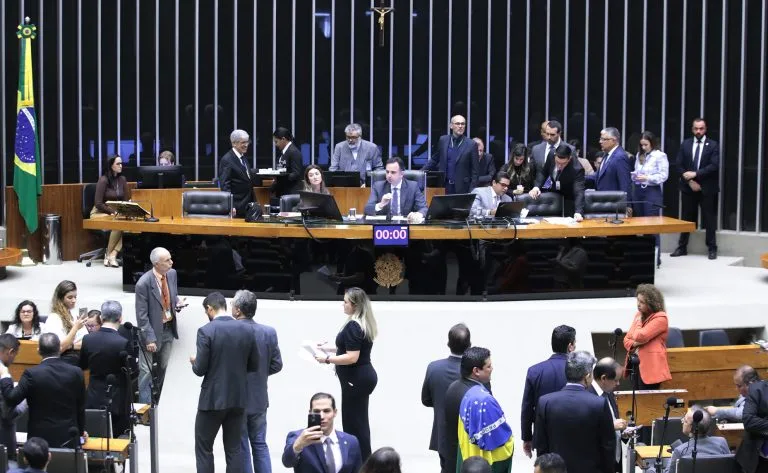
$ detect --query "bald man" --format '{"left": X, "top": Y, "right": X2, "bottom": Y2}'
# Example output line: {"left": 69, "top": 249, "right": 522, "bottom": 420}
{"left": 423, "top": 115, "right": 479, "bottom": 194}
{"left": 706, "top": 365, "right": 759, "bottom": 422}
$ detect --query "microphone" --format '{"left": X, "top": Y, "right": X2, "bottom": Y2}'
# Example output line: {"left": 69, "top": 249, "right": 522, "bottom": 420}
{"left": 62, "top": 426, "right": 82, "bottom": 449}
{"left": 613, "top": 328, "right": 624, "bottom": 336}
{"left": 610, "top": 328, "right": 623, "bottom": 359}
{"left": 692, "top": 410, "right": 704, "bottom": 424}
{"left": 608, "top": 199, "right": 667, "bottom": 225}
{"left": 145, "top": 202, "right": 159, "bottom": 222}
{"left": 665, "top": 396, "right": 685, "bottom": 408}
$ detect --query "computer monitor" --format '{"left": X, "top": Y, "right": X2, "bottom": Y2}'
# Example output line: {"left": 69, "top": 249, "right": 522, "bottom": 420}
{"left": 426, "top": 193, "right": 476, "bottom": 221}
{"left": 495, "top": 201, "right": 527, "bottom": 218}
{"left": 137, "top": 165, "right": 184, "bottom": 189}
{"left": 297, "top": 191, "right": 343, "bottom": 221}
{"left": 324, "top": 171, "right": 361, "bottom": 187}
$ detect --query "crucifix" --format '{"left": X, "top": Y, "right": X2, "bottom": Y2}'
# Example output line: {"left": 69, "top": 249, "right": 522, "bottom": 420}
{"left": 371, "top": 0, "right": 394, "bottom": 47}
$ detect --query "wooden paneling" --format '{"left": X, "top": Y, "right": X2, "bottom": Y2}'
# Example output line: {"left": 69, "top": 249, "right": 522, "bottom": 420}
{"left": 10, "top": 340, "right": 43, "bottom": 380}
{"left": 84, "top": 215, "right": 696, "bottom": 240}
{"left": 664, "top": 371, "right": 738, "bottom": 401}
{"left": 0, "top": 248, "right": 22, "bottom": 266}
{"left": 716, "top": 423, "right": 743, "bottom": 449}
{"left": 615, "top": 389, "right": 688, "bottom": 426}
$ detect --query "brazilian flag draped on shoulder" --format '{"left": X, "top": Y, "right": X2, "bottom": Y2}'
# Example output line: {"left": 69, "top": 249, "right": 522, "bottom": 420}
{"left": 457, "top": 384, "right": 514, "bottom": 473}
{"left": 13, "top": 21, "right": 42, "bottom": 233}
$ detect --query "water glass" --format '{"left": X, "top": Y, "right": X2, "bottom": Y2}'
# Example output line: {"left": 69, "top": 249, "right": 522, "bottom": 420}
{"left": 263, "top": 204, "right": 271, "bottom": 218}
{"left": 348, "top": 208, "right": 357, "bottom": 219}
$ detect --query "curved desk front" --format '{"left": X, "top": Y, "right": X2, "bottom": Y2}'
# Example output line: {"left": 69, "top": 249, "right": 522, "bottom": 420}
{"left": 84, "top": 216, "right": 694, "bottom": 301}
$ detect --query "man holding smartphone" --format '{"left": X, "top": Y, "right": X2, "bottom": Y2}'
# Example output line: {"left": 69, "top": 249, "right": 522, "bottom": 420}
{"left": 282, "top": 393, "right": 363, "bottom": 473}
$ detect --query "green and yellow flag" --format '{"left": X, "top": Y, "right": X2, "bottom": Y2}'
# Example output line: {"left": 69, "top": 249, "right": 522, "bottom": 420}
{"left": 13, "top": 21, "right": 42, "bottom": 233}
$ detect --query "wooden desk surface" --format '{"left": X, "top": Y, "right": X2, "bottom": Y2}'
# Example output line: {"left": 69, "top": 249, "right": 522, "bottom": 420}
{"left": 615, "top": 389, "right": 688, "bottom": 426}
{"left": 635, "top": 445, "right": 672, "bottom": 462}
{"left": 83, "top": 437, "right": 131, "bottom": 455}
{"left": 84, "top": 215, "right": 694, "bottom": 240}
{"left": 667, "top": 345, "right": 768, "bottom": 372}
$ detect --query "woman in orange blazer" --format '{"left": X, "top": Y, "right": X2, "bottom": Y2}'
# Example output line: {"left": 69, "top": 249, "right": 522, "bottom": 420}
{"left": 623, "top": 284, "right": 672, "bottom": 389}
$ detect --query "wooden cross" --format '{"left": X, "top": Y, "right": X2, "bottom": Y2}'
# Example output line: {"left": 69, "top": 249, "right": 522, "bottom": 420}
{"left": 371, "top": 1, "right": 394, "bottom": 47}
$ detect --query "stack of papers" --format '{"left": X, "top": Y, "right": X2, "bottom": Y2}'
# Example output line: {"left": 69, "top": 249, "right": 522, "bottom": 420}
{"left": 544, "top": 217, "right": 578, "bottom": 225}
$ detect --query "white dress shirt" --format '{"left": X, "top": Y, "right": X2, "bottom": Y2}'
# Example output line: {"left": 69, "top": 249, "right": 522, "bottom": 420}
{"left": 321, "top": 430, "right": 343, "bottom": 473}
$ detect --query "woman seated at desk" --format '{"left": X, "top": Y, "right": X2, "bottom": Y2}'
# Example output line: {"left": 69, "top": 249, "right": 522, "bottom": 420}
{"left": 303, "top": 164, "right": 330, "bottom": 194}
{"left": 501, "top": 143, "right": 536, "bottom": 195}
{"left": 6, "top": 300, "right": 43, "bottom": 341}
{"left": 91, "top": 154, "right": 131, "bottom": 268}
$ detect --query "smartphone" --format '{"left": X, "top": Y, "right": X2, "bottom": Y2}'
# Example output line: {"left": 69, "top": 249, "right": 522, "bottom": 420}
{"left": 78, "top": 307, "right": 88, "bottom": 319}
{"left": 307, "top": 413, "right": 322, "bottom": 429}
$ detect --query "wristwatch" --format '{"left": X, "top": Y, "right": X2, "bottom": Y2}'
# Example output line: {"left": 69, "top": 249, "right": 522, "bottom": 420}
{"left": 325, "top": 355, "right": 331, "bottom": 364}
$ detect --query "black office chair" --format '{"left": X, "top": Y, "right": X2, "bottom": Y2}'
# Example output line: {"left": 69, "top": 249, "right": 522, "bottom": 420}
{"left": 182, "top": 191, "right": 233, "bottom": 218}
{"left": 280, "top": 194, "right": 301, "bottom": 212}
{"left": 516, "top": 193, "right": 564, "bottom": 217}
{"left": 0, "top": 445, "right": 7, "bottom": 473}
{"left": 699, "top": 329, "right": 730, "bottom": 347}
{"left": 650, "top": 416, "right": 687, "bottom": 446}
{"left": 17, "top": 447, "right": 88, "bottom": 473}
{"left": 85, "top": 408, "right": 113, "bottom": 438}
{"left": 668, "top": 327, "right": 685, "bottom": 348}
{"left": 584, "top": 191, "right": 628, "bottom": 219}
{"left": 675, "top": 454, "right": 740, "bottom": 473}
{"left": 370, "top": 168, "right": 427, "bottom": 191}
{"left": 77, "top": 183, "right": 109, "bottom": 267}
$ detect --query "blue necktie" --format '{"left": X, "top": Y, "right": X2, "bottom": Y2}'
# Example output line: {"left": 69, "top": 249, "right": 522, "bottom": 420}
{"left": 392, "top": 187, "right": 400, "bottom": 216}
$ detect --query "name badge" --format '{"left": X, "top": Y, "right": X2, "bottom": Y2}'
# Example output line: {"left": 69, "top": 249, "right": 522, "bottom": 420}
{"left": 555, "top": 181, "right": 561, "bottom": 191}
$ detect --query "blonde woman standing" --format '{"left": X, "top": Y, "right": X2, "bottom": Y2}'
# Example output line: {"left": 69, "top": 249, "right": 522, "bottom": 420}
{"left": 44, "top": 280, "right": 88, "bottom": 365}
{"left": 316, "top": 287, "right": 378, "bottom": 461}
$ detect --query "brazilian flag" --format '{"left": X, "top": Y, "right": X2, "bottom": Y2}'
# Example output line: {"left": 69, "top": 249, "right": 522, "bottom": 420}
{"left": 457, "top": 385, "right": 514, "bottom": 473}
{"left": 13, "top": 21, "right": 42, "bottom": 233}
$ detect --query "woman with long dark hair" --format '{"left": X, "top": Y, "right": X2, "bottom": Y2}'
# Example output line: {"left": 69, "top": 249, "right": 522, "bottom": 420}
{"left": 91, "top": 154, "right": 131, "bottom": 267}
{"left": 501, "top": 143, "right": 535, "bottom": 194}
{"left": 303, "top": 164, "right": 330, "bottom": 194}
{"left": 632, "top": 131, "right": 668, "bottom": 264}
{"left": 6, "top": 300, "right": 43, "bottom": 340}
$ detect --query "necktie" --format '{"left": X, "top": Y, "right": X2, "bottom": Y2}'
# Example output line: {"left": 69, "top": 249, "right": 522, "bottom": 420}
{"left": 762, "top": 439, "right": 768, "bottom": 457}
{"left": 324, "top": 438, "right": 337, "bottom": 473}
{"left": 392, "top": 187, "right": 400, "bottom": 216}
{"left": 546, "top": 144, "right": 555, "bottom": 162}
{"left": 160, "top": 275, "right": 172, "bottom": 322}
{"left": 554, "top": 169, "right": 561, "bottom": 182}
{"left": 693, "top": 139, "right": 702, "bottom": 170}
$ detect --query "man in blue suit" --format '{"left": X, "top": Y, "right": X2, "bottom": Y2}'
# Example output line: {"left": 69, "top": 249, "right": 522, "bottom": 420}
{"left": 595, "top": 127, "right": 632, "bottom": 197}
{"left": 283, "top": 392, "right": 363, "bottom": 473}
{"left": 520, "top": 325, "right": 576, "bottom": 458}
{"left": 535, "top": 351, "right": 616, "bottom": 473}
{"left": 423, "top": 115, "right": 480, "bottom": 194}
{"left": 233, "top": 290, "right": 283, "bottom": 473}
{"left": 421, "top": 323, "right": 472, "bottom": 472}
{"left": 364, "top": 157, "right": 428, "bottom": 220}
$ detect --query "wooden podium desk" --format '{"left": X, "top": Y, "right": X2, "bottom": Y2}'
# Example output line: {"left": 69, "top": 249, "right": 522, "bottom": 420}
{"left": 615, "top": 389, "right": 689, "bottom": 426}
{"left": 635, "top": 445, "right": 672, "bottom": 468}
{"left": 716, "top": 422, "right": 744, "bottom": 449}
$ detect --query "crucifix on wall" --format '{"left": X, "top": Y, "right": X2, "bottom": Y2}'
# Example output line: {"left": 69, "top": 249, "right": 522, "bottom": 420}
{"left": 371, "top": 0, "right": 394, "bottom": 47}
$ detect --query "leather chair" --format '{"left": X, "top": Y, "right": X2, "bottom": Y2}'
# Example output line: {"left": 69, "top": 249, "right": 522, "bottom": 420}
{"left": 667, "top": 327, "right": 685, "bottom": 348}
{"left": 516, "top": 193, "right": 564, "bottom": 217}
{"left": 584, "top": 191, "right": 628, "bottom": 219}
{"left": 699, "top": 329, "right": 730, "bottom": 347}
{"left": 0, "top": 445, "right": 6, "bottom": 473}
{"left": 650, "top": 416, "right": 687, "bottom": 446}
{"left": 17, "top": 448, "right": 88, "bottom": 473}
{"left": 280, "top": 194, "right": 301, "bottom": 212}
{"left": 182, "top": 191, "right": 233, "bottom": 218}
{"left": 77, "top": 183, "right": 109, "bottom": 267}
{"left": 370, "top": 169, "right": 427, "bottom": 191}
{"left": 85, "top": 408, "right": 113, "bottom": 438}
{"left": 675, "top": 454, "right": 740, "bottom": 473}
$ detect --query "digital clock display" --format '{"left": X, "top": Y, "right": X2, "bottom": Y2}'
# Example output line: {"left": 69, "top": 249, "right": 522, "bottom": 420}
{"left": 372, "top": 225, "right": 409, "bottom": 247}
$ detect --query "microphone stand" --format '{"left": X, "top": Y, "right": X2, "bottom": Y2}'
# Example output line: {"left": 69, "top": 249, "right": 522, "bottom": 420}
{"left": 691, "top": 422, "right": 700, "bottom": 473}
{"left": 137, "top": 335, "right": 161, "bottom": 473}
{"left": 626, "top": 353, "right": 640, "bottom": 472}
{"left": 103, "top": 381, "right": 115, "bottom": 472}
{"left": 654, "top": 401, "right": 673, "bottom": 473}
{"left": 123, "top": 351, "right": 140, "bottom": 473}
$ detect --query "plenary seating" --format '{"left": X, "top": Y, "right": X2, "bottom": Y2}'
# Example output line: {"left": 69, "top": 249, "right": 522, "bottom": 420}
{"left": 280, "top": 194, "right": 301, "bottom": 212}
{"left": 370, "top": 169, "right": 427, "bottom": 191}
{"left": 584, "top": 191, "right": 627, "bottom": 219}
{"left": 182, "top": 191, "right": 233, "bottom": 218}
{"left": 515, "top": 193, "right": 564, "bottom": 217}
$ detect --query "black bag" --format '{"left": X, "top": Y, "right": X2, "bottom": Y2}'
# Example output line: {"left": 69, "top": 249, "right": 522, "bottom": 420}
{"left": 244, "top": 202, "right": 263, "bottom": 222}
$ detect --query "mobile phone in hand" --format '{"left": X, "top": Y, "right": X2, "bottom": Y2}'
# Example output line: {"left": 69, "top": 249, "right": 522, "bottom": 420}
{"left": 307, "top": 413, "right": 321, "bottom": 429}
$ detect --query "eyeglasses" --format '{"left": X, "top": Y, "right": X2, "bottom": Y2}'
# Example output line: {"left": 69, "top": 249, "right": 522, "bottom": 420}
{"left": 452, "top": 122, "right": 467, "bottom": 126}
{"left": 599, "top": 137, "right": 615, "bottom": 142}
{"left": 497, "top": 182, "right": 510, "bottom": 188}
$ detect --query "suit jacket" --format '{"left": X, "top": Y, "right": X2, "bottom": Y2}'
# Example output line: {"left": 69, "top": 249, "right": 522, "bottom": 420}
{"left": 240, "top": 318, "right": 283, "bottom": 414}
{"left": 442, "top": 378, "right": 482, "bottom": 464}
{"left": 135, "top": 268, "right": 179, "bottom": 347}
{"left": 363, "top": 179, "right": 428, "bottom": 217}
{"left": 421, "top": 355, "right": 462, "bottom": 452}
{"left": 588, "top": 383, "right": 622, "bottom": 463}
{"left": 595, "top": 146, "right": 633, "bottom": 196}
{"left": 535, "top": 384, "right": 616, "bottom": 473}
{"left": 675, "top": 137, "right": 720, "bottom": 195}
{"left": 423, "top": 135, "right": 479, "bottom": 194}
{"left": 477, "top": 153, "right": 496, "bottom": 186}
{"left": 470, "top": 186, "right": 512, "bottom": 215}
{"left": 531, "top": 141, "right": 576, "bottom": 184}
{"left": 329, "top": 140, "right": 384, "bottom": 183}
{"left": 622, "top": 311, "right": 672, "bottom": 385}
{"left": 534, "top": 156, "right": 586, "bottom": 216}
{"left": 0, "top": 358, "right": 86, "bottom": 447}
{"left": 653, "top": 436, "right": 730, "bottom": 473}
{"left": 282, "top": 429, "right": 363, "bottom": 473}
{"left": 218, "top": 149, "right": 257, "bottom": 216}
{"left": 273, "top": 142, "right": 304, "bottom": 197}
{"left": 737, "top": 380, "right": 768, "bottom": 473}
{"left": 520, "top": 353, "right": 568, "bottom": 444}
{"left": 192, "top": 315, "right": 259, "bottom": 410}
{"left": 79, "top": 327, "right": 133, "bottom": 434}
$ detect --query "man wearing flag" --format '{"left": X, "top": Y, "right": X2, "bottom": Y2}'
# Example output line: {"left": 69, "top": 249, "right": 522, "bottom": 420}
{"left": 13, "top": 19, "right": 42, "bottom": 236}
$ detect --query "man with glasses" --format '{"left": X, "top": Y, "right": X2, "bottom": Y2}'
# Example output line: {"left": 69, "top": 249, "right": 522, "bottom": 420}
{"left": 329, "top": 123, "right": 383, "bottom": 186}
{"left": 595, "top": 127, "right": 632, "bottom": 198}
{"left": 423, "top": 115, "right": 479, "bottom": 194}
{"left": 219, "top": 129, "right": 258, "bottom": 217}
{"left": 470, "top": 172, "right": 512, "bottom": 217}
{"left": 529, "top": 145, "right": 586, "bottom": 221}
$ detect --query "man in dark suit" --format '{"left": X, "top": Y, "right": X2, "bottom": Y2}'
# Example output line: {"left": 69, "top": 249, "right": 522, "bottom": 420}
{"left": 79, "top": 300, "right": 133, "bottom": 437}
{"left": 588, "top": 358, "right": 627, "bottom": 472}
{"left": 530, "top": 120, "right": 575, "bottom": 185}
{"left": 282, "top": 392, "right": 363, "bottom": 473}
{"left": 219, "top": 129, "right": 258, "bottom": 217}
{"left": 529, "top": 144, "right": 586, "bottom": 220}
{"left": 0, "top": 334, "right": 25, "bottom": 462}
{"left": 672, "top": 118, "right": 720, "bottom": 260}
{"left": 136, "top": 247, "right": 186, "bottom": 404}
{"left": 535, "top": 351, "right": 615, "bottom": 473}
{"left": 737, "top": 379, "right": 768, "bottom": 473}
{"left": 473, "top": 137, "right": 496, "bottom": 186}
{"left": 0, "top": 333, "right": 86, "bottom": 448}
{"left": 423, "top": 115, "right": 479, "bottom": 194}
{"left": 272, "top": 127, "right": 304, "bottom": 199}
{"left": 233, "top": 289, "right": 283, "bottom": 473}
{"left": 443, "top": 347, "right": 494, "bottom": 473}
{"left": 421, "top": 323, "right": 472, "bottom": 472}
{"left": 191, "top": 291, "right": 260, "bottom": 473}
{"left": 364, "top": 157, "right": 428, "bottom": 220}
{"left": 595, "top": 127, "right": 632, "bottom": 197}
{"left": 520, "top": 325, "right": 576, "bottom": 458}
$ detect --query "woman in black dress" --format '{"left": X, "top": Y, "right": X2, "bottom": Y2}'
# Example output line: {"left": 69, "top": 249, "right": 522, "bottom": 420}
{"left": 316, "top": 287, "right": 378, "bottom": 460}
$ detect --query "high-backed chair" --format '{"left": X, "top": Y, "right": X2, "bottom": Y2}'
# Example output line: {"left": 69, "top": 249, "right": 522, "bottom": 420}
{"left": 182, "top": 191, "right": 233, "bottom": 218}
{"left": 370, "top": 169, "right": 427, "bottom": 191}
{"left": 699, "top": 329, "right": 730, "bottom": 347}
{"left": 675, "top": 454, "right": 740, "bottom": 473}
{"left": 17, "top": 447, "right": 88, "bottom": 473}
{"left": 85, "top": 408, "right": 113, "bottom": 438}
{"left": 650, "top": 416, "right": 687, "bottom": 446}
{"left": 667, "top": 327, "right": 685, "bottom": 348}
{"left": 280, "top": 194, "right": 301, "bottom": 212}
{"left": 584, "top": 191, "right": 628, "bottom": 219}
{"left": 0, "top": 445, "right": 6, "bottom": 473}
{"left": 77, "top": 183, "right": 109, "bottom": 267}
{"left": 516, "top": 193, "right": 564, "bottom": 217}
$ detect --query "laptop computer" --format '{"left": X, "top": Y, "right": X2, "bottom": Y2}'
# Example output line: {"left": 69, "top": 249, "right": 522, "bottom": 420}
{"left": 495, "top": 201, "right": 526, "bottom": 218}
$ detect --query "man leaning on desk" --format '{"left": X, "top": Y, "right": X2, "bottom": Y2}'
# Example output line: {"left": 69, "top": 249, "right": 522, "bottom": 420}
{"left": 364, "top": 157, "right": 427, "bottom": 223}
{"left": 528, "top": 144, "right": 586, "bottom": 222}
